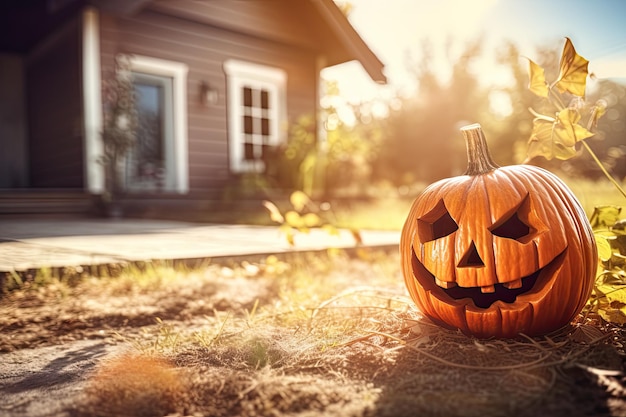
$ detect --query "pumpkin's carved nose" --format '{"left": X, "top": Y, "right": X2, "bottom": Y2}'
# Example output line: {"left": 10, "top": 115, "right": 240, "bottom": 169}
{"left": 458, "top": 241, "right": 484, "bottom": 268}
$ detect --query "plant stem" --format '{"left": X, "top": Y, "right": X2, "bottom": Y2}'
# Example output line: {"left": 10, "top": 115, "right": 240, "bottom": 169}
{"left": 581, "top": 104, "right": 626, "bottom": 201}
{"left": 547, "top": 87, "right": 566, "bottom": 110}
{"left": 580, "top": 140, "right": 626, "bottom": 200}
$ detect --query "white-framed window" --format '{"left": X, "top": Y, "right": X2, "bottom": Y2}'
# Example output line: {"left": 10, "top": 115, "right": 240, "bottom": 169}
{"left": 122, "top": 54, "right": 189, "bottom": 193}
{"left": 223, "top": 59, "right": 287, "bottom": 173}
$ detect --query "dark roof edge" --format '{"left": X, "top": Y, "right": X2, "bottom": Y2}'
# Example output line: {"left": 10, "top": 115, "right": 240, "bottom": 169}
{"left": 311, "top": 0, "right": 386, "bottom": 84}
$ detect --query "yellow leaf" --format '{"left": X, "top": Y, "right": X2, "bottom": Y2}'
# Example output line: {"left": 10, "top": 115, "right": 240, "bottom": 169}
{"left": 613, "top": 219, "right": 626, "bottom": 236}
{"left": 265, "top": 255, "right": 279, "bottom": 265}
{"left": 597, "top": 284, "right": 626, "bottom": 304}
{"left": 596, "top": 235, "right": 613, "bottom": 262}
{"left": 527, "top": 118, "right": 557, "bottom": 160}
{"left": 555, "top": 37, "right": 589, "bottom": 96}
{"left": 595, "top": 284, "right": 626, "bottom": 324}
{"left": 284, "top": 211, "right": 303, "bottom": 228}
{"left": 589, "top": 99, "right": 608, "bottom": 130}
{"left": 527, "top": 58, "right": 549, "bottom": 98}
{"left": 290, "top": 191, "right": 310, "bottom": 212}
{"left": 527, "top": 117, "right": 577, "bottom": 161}
{"left": 527, "top": 109, "right": 594, "bottom": 161}
{"left": 555, "top": 108, "right": 594, "bottom": 146}
{"left": 279, "top": 224, "right": 296, "bottom": 246}
{"left": 589, "top": 205, "right": 622, "bottom": 229}
{"left": 262, "top": 200, "right": 284, "bottom": 224}
{"left": 322, "top": 224, "right": 340, "bottom": 236}
{"left": 597, "top": 304, "right": 626, "bottom": 325}
{"left": 286, "top": 230, "right": 295, "bottom": 247}
{"left": 302, "top": 213, "right": 321, "bottom": 228}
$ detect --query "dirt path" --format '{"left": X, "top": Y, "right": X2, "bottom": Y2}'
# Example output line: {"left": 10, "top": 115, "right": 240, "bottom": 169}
{"left": 0, "top": 340, "right": 123, "bottom": 417}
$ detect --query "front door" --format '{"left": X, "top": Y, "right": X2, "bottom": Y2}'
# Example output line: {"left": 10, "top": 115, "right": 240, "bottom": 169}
{"left": 125, "top": 72, "right": 175, "bottom": 192}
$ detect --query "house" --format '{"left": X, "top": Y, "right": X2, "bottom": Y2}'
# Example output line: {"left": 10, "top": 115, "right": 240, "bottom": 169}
{"left": 0, "top": 0, "right": 385, "bottom": 218}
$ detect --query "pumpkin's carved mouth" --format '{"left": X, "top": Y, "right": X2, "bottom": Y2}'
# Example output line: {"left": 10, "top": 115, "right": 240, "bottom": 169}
{"left": 411, "top": 247, "right": 567, "bottom": 309}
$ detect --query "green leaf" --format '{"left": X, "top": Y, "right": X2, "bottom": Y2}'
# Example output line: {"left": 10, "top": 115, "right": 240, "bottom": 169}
{"left": 589, "top": 206, "right": 622, "bottom": 229}
{"left": 555, "top": 37, "right": 589, "bottom": 96}
{"left": 527, "top": 58, "right": 549, "bottom": 98}
{"left": 290, "top": 191, "right": 310, "bottom": 212}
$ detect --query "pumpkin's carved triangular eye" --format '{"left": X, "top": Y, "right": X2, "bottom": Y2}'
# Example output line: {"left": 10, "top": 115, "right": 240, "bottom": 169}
{"left": 417, "top": 199, "right": 458, "bottom": 242}
{"left": 489, "top": 194, "right": 536, "bottom": 243}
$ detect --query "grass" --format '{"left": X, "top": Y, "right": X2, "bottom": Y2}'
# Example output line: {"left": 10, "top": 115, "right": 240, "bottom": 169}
{"left": 325, "top": 177, "right": 625, "bottom": 232}
{"left": 56, "top": 252, "right": 625, "bottom": 416}
{"left": 561, "top": 176, "right": 626, "bottom": 217}
{"left": 202, "top": 176, "right": 626, "bottom": 232}
{"left": 3, "top": 248, "right": 626, "bottom": 416}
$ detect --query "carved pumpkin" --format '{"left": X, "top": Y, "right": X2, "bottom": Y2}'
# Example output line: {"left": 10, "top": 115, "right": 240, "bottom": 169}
{"left": 401, "top": 124, "right": 597, "bottom": 338}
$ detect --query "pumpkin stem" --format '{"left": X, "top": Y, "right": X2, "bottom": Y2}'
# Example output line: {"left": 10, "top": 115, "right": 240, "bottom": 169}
{"left": 461, "top": 123, "right": 500, "bottom": 175}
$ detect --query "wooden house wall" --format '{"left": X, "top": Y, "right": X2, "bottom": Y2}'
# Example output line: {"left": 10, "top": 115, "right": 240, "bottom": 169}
{"left": 26, "top": 16, "right": 84, "bottom": 188}
{"left": 99, "top": 4, "right": 319, "bottom": 193}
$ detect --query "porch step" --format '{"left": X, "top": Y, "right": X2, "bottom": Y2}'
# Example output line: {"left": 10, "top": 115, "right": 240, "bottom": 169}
{"left": 0, "top": 190, "right": 95, "bottom": 217}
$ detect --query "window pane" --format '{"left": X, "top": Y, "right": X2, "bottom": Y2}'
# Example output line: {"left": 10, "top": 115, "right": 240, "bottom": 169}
{"left": 134, "top": 82, "right": 164, "bottom": 167}
{"left": 244, "top": 142, "right": 254, "bottom": 160}
{"left": 243, "top": 87, "right": 253, "bottom": 107}
{"left": 243, "top": 115, "right": 253, "bottom": 134}
{"left": 261, "top": 90, "right": 269, "bottom": 109}
{"left": 261, "top": 118, "right": 270, "bottom": 136}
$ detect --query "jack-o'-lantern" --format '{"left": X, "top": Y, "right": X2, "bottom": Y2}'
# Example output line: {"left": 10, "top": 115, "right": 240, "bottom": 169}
{"left": 401, "top": 124, "right": 597, "bottom": 338}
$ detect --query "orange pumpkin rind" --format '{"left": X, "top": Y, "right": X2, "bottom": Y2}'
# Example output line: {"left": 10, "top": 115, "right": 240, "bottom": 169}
{"left": 401, "top": 124, "right": 597, "bottom": 339}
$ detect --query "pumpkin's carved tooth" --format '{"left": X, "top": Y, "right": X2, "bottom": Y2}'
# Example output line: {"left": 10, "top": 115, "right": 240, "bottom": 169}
{"left": 503, "top": 279, "right": 523, "bottom": 289}
{"left": 435, "top": 278, "right": 457, "bottom": 289}
{"left": 480, "top": 285, "right": 496, "bottom": 293}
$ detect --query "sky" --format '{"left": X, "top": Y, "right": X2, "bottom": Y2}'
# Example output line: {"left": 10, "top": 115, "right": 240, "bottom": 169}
{"left": 322, "top": 0, "right": 626, "bottom": 109}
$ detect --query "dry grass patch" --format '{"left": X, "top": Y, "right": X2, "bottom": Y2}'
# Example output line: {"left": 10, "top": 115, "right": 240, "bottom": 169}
{"left": 80, "top": 353, "right": 188, "bottom": 417}
{"left": 4, "top": 249, "right": 625, "bottom": 416}
{"left": 97, "top": 250, "right": 625, "bottom": 416}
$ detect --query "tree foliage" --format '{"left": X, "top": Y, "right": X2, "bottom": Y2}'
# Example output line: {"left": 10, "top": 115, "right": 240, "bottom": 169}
{"left": 373, "top": 39, "right": 490, "bottom": 185}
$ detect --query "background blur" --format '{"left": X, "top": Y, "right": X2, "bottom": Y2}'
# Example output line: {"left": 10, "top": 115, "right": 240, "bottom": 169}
{"left": 303, "top": 0, "right": 626, "bottom": 198}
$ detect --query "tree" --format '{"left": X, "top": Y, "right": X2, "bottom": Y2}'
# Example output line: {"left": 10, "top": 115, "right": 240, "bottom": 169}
{"left": 373, "top": 38, "right": 490, "bottom": 185}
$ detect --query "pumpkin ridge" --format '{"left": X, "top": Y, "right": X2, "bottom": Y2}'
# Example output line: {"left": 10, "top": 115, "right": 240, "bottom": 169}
{"left": 478, "top": 174, "right": 496, "bottom": 287}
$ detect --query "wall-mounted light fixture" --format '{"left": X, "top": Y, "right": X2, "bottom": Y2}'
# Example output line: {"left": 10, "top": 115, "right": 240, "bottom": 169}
{"left": 200, "top": 81, "right": 218, "bottom": 106}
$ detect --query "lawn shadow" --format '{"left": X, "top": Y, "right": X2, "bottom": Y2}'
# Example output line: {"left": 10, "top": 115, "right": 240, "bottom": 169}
{"left": 370, "top": 324, "right": 622, "bottom": 417}
{"left": 1, "top": 340, "right": 113, "bottom": 395}
{"left": 0, "top": 339, "right": 124, "bottom": 417}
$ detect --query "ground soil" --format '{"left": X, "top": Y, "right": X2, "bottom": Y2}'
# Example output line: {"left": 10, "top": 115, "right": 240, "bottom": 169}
{"left": 1, "top": 251, "right": 626, "bottom": 417}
